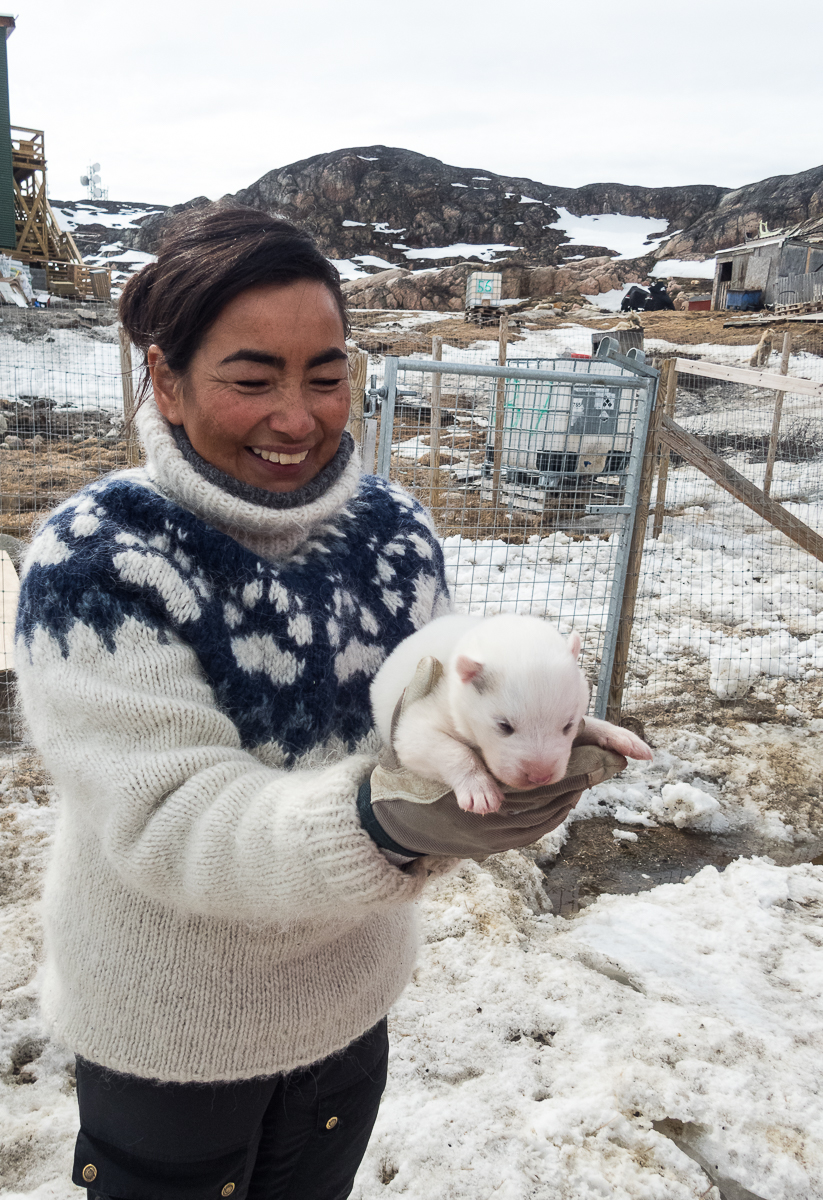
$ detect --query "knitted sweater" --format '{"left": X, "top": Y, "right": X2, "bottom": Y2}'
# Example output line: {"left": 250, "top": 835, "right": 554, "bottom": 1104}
{"left": 14, "top": 398, "right": 450, "bottom": 1083}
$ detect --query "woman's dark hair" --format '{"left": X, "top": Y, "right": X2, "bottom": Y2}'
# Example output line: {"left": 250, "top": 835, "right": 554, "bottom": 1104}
{"left": 119, "top": 206, "right": 350, "bottom": 403}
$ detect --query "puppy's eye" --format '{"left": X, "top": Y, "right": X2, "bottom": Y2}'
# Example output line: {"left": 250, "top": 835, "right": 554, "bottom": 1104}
{"left": 496, "top": 720, "right": 515, "bottom": 736}
{"left": 563, "top": 721, "right": 575, "bottom": 734}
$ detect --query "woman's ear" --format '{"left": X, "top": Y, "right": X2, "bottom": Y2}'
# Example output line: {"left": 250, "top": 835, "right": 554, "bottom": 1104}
{"left": 148, "top": 345, "right": 184, "bottom": 425}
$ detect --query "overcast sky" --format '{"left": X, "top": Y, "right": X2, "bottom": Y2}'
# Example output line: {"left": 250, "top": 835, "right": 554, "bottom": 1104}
{"left": 5, "top": 0, "right": 822, "bottom": 206}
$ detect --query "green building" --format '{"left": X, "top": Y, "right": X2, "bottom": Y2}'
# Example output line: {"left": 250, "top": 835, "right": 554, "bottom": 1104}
{"left": 0, "top": 14, "right": 15, "bottom": 253}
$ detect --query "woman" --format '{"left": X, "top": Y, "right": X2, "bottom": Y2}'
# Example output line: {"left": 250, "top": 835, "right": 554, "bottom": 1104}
{"left": 15, "top": 208, "right": 625, "bottom": 1200}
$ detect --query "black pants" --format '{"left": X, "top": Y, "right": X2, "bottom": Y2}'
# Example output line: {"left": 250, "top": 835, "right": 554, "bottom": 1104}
{"left": 73, "top": 1018, "right": 389, "bottom": 1200}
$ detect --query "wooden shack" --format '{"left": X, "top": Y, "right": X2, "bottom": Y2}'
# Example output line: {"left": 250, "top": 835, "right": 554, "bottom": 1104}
{"left": 712, "top": 234, "right": 823, "bottom": 313}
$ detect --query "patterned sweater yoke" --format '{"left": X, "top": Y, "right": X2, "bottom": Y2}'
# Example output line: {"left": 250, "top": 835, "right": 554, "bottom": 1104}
{"left": 13, "top": 397, "right": 451, "bottom": 1083}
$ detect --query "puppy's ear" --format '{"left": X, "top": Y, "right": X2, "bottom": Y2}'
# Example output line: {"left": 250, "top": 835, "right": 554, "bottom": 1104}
{"left": 456, "top": 656, "right": 486, "bottom": 690}
{"left": 568, "top": 631, "right": 581, "bottom": 660}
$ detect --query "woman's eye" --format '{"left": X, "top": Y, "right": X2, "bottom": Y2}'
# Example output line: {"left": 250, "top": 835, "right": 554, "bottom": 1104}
{"left": 312, "top": 376, "right": 347, "bottom": 388}
{"left": 496, "top": 720, "right": 515, "bottom": 736}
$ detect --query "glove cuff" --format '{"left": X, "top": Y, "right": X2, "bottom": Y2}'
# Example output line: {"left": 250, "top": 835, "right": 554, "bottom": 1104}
{"left": 357, "top": 779, "right": 423, "bottom": 858}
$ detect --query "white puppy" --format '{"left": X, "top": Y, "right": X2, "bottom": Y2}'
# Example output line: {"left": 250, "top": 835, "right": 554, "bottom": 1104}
{"left": 371, "top": 613, "right": 652, "bottom": 814}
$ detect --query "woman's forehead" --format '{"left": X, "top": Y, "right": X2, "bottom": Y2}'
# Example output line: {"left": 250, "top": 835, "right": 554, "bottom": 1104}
{"left": 203, "top": 281, "right": 346, "bottom": 358}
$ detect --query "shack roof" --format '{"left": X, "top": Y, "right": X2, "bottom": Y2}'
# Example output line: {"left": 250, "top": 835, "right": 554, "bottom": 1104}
{"left": 717, "top": 234, "right": 822, "bottom": 258}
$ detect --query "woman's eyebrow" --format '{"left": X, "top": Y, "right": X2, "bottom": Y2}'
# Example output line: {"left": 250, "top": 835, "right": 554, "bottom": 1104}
{"left": 306, "top": 348, "right": 349, "bottom": 369}
{"left": 218, "top": 348, "right": 348, "bottom": 369}
{"left": 219, "top": 350, "right": 286, "bottom": 368}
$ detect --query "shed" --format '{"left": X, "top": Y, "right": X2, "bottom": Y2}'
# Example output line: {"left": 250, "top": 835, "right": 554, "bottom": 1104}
{"left": 711, "top": 235, "right": 823, "bottom": 311}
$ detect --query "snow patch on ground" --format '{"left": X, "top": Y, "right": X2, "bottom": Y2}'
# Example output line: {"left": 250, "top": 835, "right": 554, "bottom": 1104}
{"left": 4, "top": 746, "right": 822, "bottom": 1199}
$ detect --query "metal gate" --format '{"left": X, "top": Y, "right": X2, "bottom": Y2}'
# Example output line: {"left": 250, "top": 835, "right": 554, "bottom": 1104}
{"left": 369, "top": 342, "right": 659, "bottom": 717}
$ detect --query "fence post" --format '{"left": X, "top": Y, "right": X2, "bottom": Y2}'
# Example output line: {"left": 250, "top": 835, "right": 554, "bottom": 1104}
{"left": 651, "top": 358, "right": 677, "bottom": 539}
{"left": 347, "top": 344, "right": 368, "bottom": 450}
{"left": 604, "top": 381, "right": 662, "bottom": 724}
{"left": 490, "top": 313, "right": 509, "bottom": 512}
{"left": 762, "top": 331, "right": 792, "bottom": 498}
{"left": 376, "top": 357, "right": 398, "bottom": 479}
{"left": 428, "top": 335, "right": 444, "bottom": 520}
{"left": 118, "top": 324, "right": 140, "bottom": 468}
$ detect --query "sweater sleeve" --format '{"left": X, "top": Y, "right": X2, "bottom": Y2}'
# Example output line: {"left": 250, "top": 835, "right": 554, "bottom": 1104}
{"left": 15, "top": 598, "right": 426, "bottom": 925}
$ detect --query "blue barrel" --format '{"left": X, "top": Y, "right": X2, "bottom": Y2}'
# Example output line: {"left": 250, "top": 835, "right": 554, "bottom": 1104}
{"left": 726, "top": 289, "right": 763, "bottom": 311}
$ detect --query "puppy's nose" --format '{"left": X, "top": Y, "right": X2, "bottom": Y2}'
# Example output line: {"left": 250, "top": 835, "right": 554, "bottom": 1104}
{"left": 525, "top": 765, "right": 561, "bottom": 786}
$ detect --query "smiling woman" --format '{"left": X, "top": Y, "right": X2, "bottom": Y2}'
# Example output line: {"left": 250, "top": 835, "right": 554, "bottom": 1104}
{"left": 12, "top": 207, "right": 457, "bottom": 1200}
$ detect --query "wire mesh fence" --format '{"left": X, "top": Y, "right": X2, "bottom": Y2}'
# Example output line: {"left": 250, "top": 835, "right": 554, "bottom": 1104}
{"left": 1, "top": 299, "right": 822, "bottom": 738}
{"left": 0, "top": 304, "right": 136, "bottom": 545}
{"left": 375, "top": 350, "right": 658, "bottom": 714}
{"left": 621, "top": 347, "right": 823, "bottom": 727}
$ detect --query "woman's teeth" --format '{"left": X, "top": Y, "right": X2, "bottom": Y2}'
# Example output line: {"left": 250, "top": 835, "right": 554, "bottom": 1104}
{"left": 251, "top": 448, "right": 309, "bottom": 464}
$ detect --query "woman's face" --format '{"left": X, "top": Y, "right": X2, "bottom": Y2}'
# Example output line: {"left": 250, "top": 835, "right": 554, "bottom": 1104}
{"left": 149, "top": 280, "right": 351, "bottom": 492}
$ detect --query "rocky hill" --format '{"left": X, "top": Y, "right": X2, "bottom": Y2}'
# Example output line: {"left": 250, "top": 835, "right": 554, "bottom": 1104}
{"left": 55, "top": 147, "right": 823, "bottom": 308}
{"left": 130, "top": 146, "right": 727, "bottom": 271}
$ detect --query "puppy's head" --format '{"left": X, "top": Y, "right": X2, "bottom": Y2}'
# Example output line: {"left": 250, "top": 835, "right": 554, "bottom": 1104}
{"left": 446, "top": 616, "right": 589, "bottom": 789}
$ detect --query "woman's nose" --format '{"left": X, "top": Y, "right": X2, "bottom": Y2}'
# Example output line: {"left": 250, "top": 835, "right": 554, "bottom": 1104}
{"left": 265, "top": 393, "right": 316, "bottom": 440}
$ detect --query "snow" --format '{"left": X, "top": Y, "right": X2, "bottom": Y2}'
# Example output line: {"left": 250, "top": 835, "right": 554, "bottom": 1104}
{"left": 404, "top": 243, "right": 520, "bottom": 262}
{"left": 650, "top": 783, "right": 726, "bottom": 832}
{"left": 5, "top": 743, "right": 823, "bottom": 1200}
{"left": 49, "top": 204, "right": 163, "bottom": 232}
{"left": 331, "top": 256, "right": 397, "bottom": 280}
{"left": 342, "top": 219, "right": 367, "bottom": 227}
{"left": 548, "top": 208, "right": 671, "bottom": 260}
{"left": 0, "top": 326, "right": 127, "bottom": 409}
{"left": 652, "top": 258, "right": 716, "bottom": 280}
{"left": 583, "top": 283, "right": 639, "bottom": 311}
{"left": 89, "top": 248, "right": 156, "bottom": 265}
{"left": 519, "top": 194, "right": 542, "bottom": 204}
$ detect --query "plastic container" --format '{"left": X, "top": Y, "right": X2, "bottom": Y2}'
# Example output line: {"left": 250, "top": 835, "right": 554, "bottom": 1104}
{"left": 725, "top": 289, "right": 763, "bottom": 312}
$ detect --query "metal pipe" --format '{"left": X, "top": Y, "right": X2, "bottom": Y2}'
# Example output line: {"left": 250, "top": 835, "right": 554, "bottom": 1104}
{"left": 394, "top": 357, "right": 648, "bottom": 386}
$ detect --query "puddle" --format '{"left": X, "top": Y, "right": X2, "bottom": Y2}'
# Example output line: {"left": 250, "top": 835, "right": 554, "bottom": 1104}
{"left": 540, "top": 818, "right": 823, "bottom": 917}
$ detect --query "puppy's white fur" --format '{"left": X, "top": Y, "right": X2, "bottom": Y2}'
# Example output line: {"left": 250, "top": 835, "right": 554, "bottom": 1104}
{"left": 371, "top": 613, "right": 652, "bottom": 814}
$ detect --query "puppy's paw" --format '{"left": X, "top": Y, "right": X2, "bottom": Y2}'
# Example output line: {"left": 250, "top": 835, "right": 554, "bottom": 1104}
{"left": 580, "top": 716, "right": 653, "bottom": 761}
{"left": 598, "top": 726, "right": 653, "bottom": 761}
{"left": 455, "top": 776, "right": 504, "bottom": 815}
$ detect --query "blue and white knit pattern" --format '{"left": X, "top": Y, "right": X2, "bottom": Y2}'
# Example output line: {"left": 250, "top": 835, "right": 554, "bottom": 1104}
{"left": 13, "top": 399, "right": 452, "bottom": 1083}
{"left": 18, "top": 471, "right": 448, "bottom": 762}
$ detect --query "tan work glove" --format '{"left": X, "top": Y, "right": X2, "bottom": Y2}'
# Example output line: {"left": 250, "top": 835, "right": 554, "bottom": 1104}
{"left": 358, "top": 656, "right": 628, "bottom": 861}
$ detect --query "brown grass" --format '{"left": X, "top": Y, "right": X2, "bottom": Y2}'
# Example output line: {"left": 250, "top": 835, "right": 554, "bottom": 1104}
{"left": 0, "top": 440, "right": 136, "bottom": 539}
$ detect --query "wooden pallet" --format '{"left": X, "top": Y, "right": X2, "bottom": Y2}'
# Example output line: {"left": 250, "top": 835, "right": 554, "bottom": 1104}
{"left": 774, "top": 298, "right": 823, "bottom": 316}
{"left": 465, "top": 305, "right": 503, "bottom": 327}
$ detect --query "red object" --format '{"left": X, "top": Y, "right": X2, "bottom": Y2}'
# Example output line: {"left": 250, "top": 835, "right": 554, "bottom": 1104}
{"left": 570, "top": 352, "right": 591, "bottom": 359}
{"left": 688, "top": 299, "right": 711, "bottom": 311}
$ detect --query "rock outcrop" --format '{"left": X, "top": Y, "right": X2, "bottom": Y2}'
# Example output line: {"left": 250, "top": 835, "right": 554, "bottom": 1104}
{"left": 131, "top": 146, "right": 726, "bottom": 271}
{"left": 656, "top": 164, "right": 823, "bottom": 258}
{"left": 341, "top": 255, "right": 656, "bottom": 309}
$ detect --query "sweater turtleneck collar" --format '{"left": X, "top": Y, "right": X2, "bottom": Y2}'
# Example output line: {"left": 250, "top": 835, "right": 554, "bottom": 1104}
{"left": 135, "top": 396, "right": 364, "bottom": 559}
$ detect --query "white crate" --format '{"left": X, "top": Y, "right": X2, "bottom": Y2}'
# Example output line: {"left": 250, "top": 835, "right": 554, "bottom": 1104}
{"left": 465, "top": 271, "right": 502, "bottom": 308}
